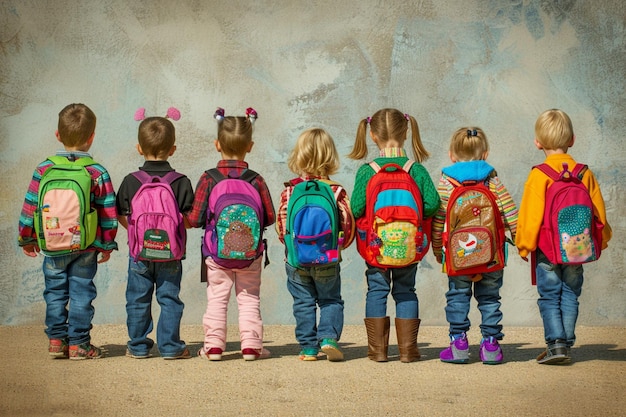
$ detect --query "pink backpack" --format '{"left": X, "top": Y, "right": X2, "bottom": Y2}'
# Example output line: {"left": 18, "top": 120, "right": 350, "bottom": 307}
{"left": 534, "top": 162, "right": 603, "bottom": 269}
{"left": 127, "top": 171, "right": 186, "bottom": 262}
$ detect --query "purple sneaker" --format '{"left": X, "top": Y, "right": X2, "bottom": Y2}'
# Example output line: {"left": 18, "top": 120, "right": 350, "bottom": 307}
{"left": 440, "top": 333, "right": 469, "bottom": 364}
{"left": 480, "top": 337, "right": 503, "bottom": 365}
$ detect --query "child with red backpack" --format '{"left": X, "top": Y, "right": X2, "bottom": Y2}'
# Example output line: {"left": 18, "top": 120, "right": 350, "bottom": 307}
{"left": 431, "top": 127, "right": 518, "bottom": 365}
{"left": 516, "top": 109, "right": 612, "bottom": 364}
{"left": 116, "top": 107, "right": 194, "bottom": 360}
{"left": 188, "top": 107, "right": 276, "bottom": 361}
{"left": 18, "top": 103, "right": 118, "bottom": 359}
{"left": 348, "top": 108, "right": 440, "bottom": 363}
{"left": 276, "top": 128, "right": 354, "bottom": 361}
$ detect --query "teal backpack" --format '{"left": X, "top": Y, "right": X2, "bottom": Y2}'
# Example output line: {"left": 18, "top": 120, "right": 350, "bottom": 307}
{"left": 33, "top": 156, "right": 97, "bottom": 254}
{"left": 285, "top": 179, "right": 343, "bottom": 268}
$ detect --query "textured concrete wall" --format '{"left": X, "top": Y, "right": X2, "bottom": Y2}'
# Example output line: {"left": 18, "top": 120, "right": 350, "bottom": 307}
{"left": 1, "top": 0, "right": 625, "bottom": 327}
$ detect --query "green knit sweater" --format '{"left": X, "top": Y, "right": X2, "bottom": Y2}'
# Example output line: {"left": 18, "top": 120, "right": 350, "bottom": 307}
{"left": 350, "top": 156, "right": 440, "bottom": 219}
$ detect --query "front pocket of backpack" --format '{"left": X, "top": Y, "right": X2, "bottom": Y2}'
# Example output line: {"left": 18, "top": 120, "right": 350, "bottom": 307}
{"left": 294, "top": 231, "right": 336, "bottom": 265}
{"left": 448, "top": 227, "right": 494, "bottom": 270}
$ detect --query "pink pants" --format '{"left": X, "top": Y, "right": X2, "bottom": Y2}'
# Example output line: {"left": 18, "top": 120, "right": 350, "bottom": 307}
{"left": 202, "top": 256, "right": 264, "bottom": 351}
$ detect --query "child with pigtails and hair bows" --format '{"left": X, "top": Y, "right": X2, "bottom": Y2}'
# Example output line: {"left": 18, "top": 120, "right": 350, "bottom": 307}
{"left": 348, "top": 108, "right": 440, "bottom": 363}
{"left": 188, "top": 107, "right": 276, "bottom": 361}
{"left": 116, "top": 107, "right": 195, "bottom": 359}
{"left": 431, "top": 127, "right": 517, "bottom": 365}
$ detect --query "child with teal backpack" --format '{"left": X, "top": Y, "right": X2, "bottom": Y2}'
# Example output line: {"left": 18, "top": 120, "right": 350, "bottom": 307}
{"left": 18, "top": 103, "right": 118, "bottom": 360}
{"left": 348, "top": 108, "right": 440, "bottom": 363}
{"left": 276, "top": 128, "right": 354, "bottom": 361}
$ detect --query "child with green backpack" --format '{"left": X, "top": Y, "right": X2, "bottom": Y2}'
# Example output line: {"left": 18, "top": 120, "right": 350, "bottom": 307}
{"left": 276, "top": 128, "right": 354, "bottom": 361}
{"left": 18, "top": 103, "right": 118, "bottom": 359}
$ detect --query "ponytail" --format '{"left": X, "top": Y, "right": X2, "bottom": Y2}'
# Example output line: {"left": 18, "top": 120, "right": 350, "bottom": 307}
{"left": 347, "top": 118, "right": 370, "bottom": 160}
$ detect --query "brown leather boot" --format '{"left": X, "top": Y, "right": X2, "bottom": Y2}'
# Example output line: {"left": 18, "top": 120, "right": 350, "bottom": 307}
{"left": 395, "top": 317, "right": 421, "bottom": 363}
{"left": 364, "top": 317, "right": 390, "bottom": 362}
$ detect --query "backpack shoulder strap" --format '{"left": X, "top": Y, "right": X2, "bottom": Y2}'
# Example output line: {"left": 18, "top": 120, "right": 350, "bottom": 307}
{"left": 239, "top": 169, "right": 259, "bottom": 183}
{"left": 572, "top": 163, "right": 588, "bottom": 180}
{"left": 532, "top": 163, "right": 560, "bottom": 181}
{"left": 369, "top": 161, "right": 382, "bottom": 173}
{"left": 205, "top": 168, "right": 226, "bottom": 183}
{"left": 161, "top": 171, "right": 185, "bottom": 184}
{"left": 402, "top": 159, "right": 415, "bottom": 172}
{"left": 131, "top": 170, "right": 153, "bottom": 184}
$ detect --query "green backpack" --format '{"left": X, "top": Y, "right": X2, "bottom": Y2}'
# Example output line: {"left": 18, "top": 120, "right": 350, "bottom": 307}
{"left": 33, "top": 156, "right": 98, "bottom": 254}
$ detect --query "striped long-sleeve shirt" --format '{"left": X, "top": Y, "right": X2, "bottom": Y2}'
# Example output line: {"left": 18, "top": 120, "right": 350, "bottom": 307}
{"left": 431, "top": 160, "right": 518, "bottom": 261}
{"left": 18, "top": 151, "right": 118, "bottom": 253}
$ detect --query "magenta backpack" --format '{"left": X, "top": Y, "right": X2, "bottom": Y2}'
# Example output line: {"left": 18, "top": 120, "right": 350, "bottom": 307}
{"left": 202, "top": 169, "right": 266, "bottom": 269}
{"left": 128, "top": 170, "right": 186, "bottom": 262}
{"left": 534, "top": 162, "right": 603, "bottom": 266}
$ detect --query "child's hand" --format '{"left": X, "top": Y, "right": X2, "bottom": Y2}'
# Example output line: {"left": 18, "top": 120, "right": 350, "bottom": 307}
{"left": 22, "top": 244, "right": 40, "bottom": 257}
{"left": 97, "top": 250, "right": 112, "bottom": 263}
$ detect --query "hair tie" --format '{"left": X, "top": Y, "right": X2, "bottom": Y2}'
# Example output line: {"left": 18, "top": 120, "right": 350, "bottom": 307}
{"left": 134, "top": 107, "right": 146, "bottom": 121}
{"left": 214, "top": 107, "right": 225, "bottom": 122}
{"left": 166, "top": 107, "right": 181, "bottom": 121}
{"left": 366, "top": 116, "right": 372, "bottom": 124}
{"left": 245, "top": 107, "right": 258, "bottom": 124}
{"left": 467, "top": 129, "right": 478, "bottom": 137}
{"left": 404, "top": 113, "right": 410, "bottom": 121}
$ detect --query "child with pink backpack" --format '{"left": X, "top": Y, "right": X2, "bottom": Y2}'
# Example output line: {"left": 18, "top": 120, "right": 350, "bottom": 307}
{"left": 188, "top": 107, "right": 276, "bottom": 361}
{"left": 516, "top": 109, "right": 612, "bottom": 364}
{"left": 116, "top": 107, "right": 194, "bottom": 360}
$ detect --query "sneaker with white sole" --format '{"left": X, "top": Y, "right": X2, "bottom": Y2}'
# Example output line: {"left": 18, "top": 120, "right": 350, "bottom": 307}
{"left": 480, "top": 337, "right": 503, "bottom": 365}
{"left": 320, "top": 338, "right": 344, "bottom": 362}
{"left": 440, "top": 333, "right": 469, "bottom": 364}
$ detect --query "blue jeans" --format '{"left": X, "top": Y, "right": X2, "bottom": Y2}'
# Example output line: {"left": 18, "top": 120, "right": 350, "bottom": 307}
{"left": 535, "top": 250, "right": 584, "bottom": 347}
{"left": 445, "top": 270, "right": 504, "bottom": 339}
{"left": 286, "top": 263, "right": 344, "bottom": 350}
{"left": 126, "top": 259, "right": 186, "bottom": 357}
{"left": 365, "top": 263, "right": 418, "bottom": 319}
{"left": 43, "top": 251, "right": 98, "bottom": 345}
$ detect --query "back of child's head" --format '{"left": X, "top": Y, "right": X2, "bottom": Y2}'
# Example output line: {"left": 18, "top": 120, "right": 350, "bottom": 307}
{"left": 449, "top": 127, "right": 489, "bottom": 161}
{"left": 348, "top": 108, "right": 430, "bottom": 162}
{"left": 214, "top": 107, "right": 257, "bottom": 158}
{"left": 288, "top": 128, "right": 339, "bottom": 177}
{"left": 57, "top": 103, "right": 96, "bottom": 147}
{"left": 138, "top": 117, "right": 176, "bottom": 159}
{"left": 535, "top": 109, "right": 574, "bottom": 151}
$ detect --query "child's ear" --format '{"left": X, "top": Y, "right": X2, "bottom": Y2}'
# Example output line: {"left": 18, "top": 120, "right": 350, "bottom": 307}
{"left": 136, "top": 144, "right": 144, "bottom": 156}
{"left": 55, "top": 130, "right": 62, "bottom": 143}
{"left": 570, "top": 135, "right": 576, "bottom": 147}
{"left": 482, "top": 151, "right": 489, "bottom": 160}
{"left": 449, "top": 151, "right": 456, "bottom": 163}
{"left": 86, "top": 132, "right": 95, "bottom": 147}
{"left": 369, "top": 131, "right": 379, "bottom": 144}
{"left": 214, "top": 140, "right": 221, "bottom": 152}
{"left": 534, "top": 138, "right": 543, "bottom": 150}
{"left": 169, "top": 145, "right": 177, "bottom": 156}
{"left": 247, "top": 141, "right": 254, "bottom": 153}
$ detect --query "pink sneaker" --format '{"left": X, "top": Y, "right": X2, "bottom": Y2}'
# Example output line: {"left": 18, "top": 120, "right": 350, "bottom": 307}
{"left": 242, "top": 347, "right": 271, "bottom": 361}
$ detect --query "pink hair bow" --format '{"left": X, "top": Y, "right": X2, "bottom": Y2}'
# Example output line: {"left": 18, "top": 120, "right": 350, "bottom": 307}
{"left": 245, "top": 107, "right": 258, "bottom": 123}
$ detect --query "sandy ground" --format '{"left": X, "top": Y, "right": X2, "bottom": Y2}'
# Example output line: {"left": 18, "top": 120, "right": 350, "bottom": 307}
{"left": 0, "top": 324, "right": 625, "bottom": 417}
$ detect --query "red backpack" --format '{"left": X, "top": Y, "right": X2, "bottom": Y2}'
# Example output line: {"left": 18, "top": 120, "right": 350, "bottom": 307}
{"left": 355, "top": 161, "right": 430, "bottom": 268}
{"left": 442, "top": 174, "right": 507, "bottom": 277}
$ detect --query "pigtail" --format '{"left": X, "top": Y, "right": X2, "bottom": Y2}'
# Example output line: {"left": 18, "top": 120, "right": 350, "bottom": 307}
{"left": 347, "top": 118, "right": 370, "bottom": 160}
{"left": 407, "top": 114, "right": 429, "bottom": 163}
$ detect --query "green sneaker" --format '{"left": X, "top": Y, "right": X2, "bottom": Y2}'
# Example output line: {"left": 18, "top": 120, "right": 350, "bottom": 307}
{"left": 320, "top": 338, "right": 344, "bottom": 362}
{"left": 299, "top": 347, "right": 319, "bottom": 361}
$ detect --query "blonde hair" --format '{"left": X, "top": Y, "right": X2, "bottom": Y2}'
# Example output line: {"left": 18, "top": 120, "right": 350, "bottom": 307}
{"left": 535, "top": 109, "right": 574, "bottom": 151}
{"left": 138, "top": 117, "right": 176, "bottom": 159}
{"left": 347, "top": 108, "right": 429, "bottom": 163}
{"left": 216, "top": 116, "right": 255, "bottom": 157}
{"left": 57, "top": 103, "right": 96, "bottom": 147}
{"left": 288, "top": 128, "right": 339, "bottom": 177}
{"left": 449, "top": 127, "right": 489, "bottom": 161}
